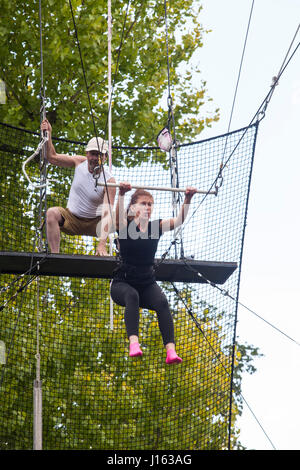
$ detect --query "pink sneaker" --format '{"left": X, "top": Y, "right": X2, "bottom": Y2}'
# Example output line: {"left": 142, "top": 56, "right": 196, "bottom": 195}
{"left": 166, "top": 349, "right": 182, "bottom": 364}
{"left": 129, "top": 342, "right": 143, "bottom": 357}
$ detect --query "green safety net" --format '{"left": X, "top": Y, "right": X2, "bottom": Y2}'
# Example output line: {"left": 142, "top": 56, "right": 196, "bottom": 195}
{"left": 0, "top": 121, "right": 258, "bottom": 449}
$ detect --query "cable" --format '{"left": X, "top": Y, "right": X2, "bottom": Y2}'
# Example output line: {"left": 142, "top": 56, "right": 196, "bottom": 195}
{"left": 181, "top": 258, "right": 300, "bottom": 347}
{"left": 225, "top": 0, "right": 255, "bottom": 139}
{"left": 184, "top": 23, "right": 300, "bottom": 228}
{"left": 170, "top": 280, "right": 277, "bottom": 450}
{"left": 68, "top": 0, "right": 132, "bottom": 237}
{"left": 0, "top": 275, "right": 36, "bottom": 392}
{"left": 163, "top": 0, "right": 184, "bottom": 259}
{"left": 0, "top": 256, "right": 48, "bottom": 294}
{"left": 68, "top": 0, "right": 113, "bottom": 217}
{"left": 217, "top": 0, "right": 255, "bottom": 193}
{"left": 0, "top": 235, "right": 43, "bottom": 391}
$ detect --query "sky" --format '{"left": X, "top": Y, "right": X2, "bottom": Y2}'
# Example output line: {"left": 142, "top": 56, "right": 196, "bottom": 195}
{"left": 195, "top": 0, "right": 300, "bottom": 450}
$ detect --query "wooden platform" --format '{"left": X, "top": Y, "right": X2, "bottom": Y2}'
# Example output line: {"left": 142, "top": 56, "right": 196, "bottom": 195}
{"left": 0, "top": 251, "right": 237, "bottom": 284}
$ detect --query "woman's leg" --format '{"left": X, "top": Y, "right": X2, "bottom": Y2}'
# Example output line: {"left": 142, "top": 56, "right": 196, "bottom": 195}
{"left": 110, "top": 281, "right": 142, "bottom": 356}
{"left": 139, "top": 283, "right": 182, "bottom": 363}
{"left": 139, "top": 283, "right": 174, "bottom": 345}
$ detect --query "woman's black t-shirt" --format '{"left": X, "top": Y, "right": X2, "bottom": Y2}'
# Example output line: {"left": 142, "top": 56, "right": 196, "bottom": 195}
{"left": 114, "top": 219, "right": 163, "bottom": 285}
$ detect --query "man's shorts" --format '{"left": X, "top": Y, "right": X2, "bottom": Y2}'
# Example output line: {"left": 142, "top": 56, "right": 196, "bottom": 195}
{"left": 57, "top": 207, "right": 101, "bottom": 237}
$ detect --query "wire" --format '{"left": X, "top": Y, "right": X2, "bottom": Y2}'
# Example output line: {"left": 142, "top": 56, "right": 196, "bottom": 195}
{"left": 0, "top": 236, "right": 43, "bottom": 391}
{"left": 170, "top": 280, "right": 277, "bottom": 450}
{"left": 219, "top": 0, "right": 255, "bottom": 174}
{"left": 181, "top": 258, "right": 300, "bottom": 348}
{"left": 184, "top": 23, "right": 300, "bottom": 229}
{"left": 237, "top": 299, "right": 300, "bottom": 348}
{"left": 68, "top": 0, "right": 113, "bottom": 215}
{"left": 0, "top": 276, "right": 35, "bottom": 392}
{"left": 226, "top": 0, "right": 255, "bottom": 136}
{"left": 255, "top": 27, "right": 300, "bottom": 120}
{"left": 163, "top": 0, "right": 184, "bottom": 259}
{"left": 68, "top": 0, "right": 132, "bottom": 234}
{"left": 0, "top": 255, "right": 48, "bottom": 294}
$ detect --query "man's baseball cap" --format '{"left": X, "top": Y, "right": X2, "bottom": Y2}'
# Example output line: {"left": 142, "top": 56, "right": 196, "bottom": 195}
{"left": 86, "top": 137, "right": 108, "bottom": 154}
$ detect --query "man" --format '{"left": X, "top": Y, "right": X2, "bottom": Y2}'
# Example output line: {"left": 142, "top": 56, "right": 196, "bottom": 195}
{"left": 41, "top": 119, "right": 116, "bottom": 255}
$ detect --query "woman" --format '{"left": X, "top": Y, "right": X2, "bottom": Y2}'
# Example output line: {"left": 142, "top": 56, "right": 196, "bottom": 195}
{"left": 110, "top": 182, "right": 197, "bottom": 364}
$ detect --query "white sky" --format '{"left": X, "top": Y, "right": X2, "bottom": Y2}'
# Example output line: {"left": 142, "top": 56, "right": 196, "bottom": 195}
{"left": 195, "top": 0, "right": 300, "bottom": 450}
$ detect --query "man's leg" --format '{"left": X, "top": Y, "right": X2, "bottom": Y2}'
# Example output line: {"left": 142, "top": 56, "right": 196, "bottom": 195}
{"left": 46, "top": 207, "right": 64, "bottom": 253}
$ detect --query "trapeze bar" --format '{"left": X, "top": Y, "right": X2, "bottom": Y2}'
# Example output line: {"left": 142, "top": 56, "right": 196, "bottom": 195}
{"left": 96, "top": 182, "right": 217, "bottom": 195}
{"left": 0, "top": 251, "right": 237, "bottom": 284}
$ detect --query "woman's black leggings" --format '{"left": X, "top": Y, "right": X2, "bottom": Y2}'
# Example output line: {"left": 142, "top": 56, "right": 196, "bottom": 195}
{"left": 110, "top": 281, "right": 175, "bottom": 346}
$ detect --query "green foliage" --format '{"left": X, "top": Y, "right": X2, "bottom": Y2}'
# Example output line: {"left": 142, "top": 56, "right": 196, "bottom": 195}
{"left": 0, "top": 274, "right": 256, "bottom": 450}
{"left": 0, "top": 0, "right": 219, "bottom": 144}
{"left": 0, "top": 131, "right": 260, "bottom": 448}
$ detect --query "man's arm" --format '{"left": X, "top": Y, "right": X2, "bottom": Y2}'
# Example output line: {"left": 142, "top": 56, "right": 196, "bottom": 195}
{"left": 96, "top": 178, "right": 116, "bottom": 256}
{"left": 115, "top": 182, "right": 131, "bottom": 231}
{"left": 41, "top": 119, "right": 85, "bottom": 168}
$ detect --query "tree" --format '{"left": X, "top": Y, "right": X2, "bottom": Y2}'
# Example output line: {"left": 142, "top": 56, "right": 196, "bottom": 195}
{"left": 0, "top": 123, "right": 261, "bottom": 449}
{"left": 0, "top": 2, "right": 260, "bottom": 450}
{"left": 0, "top": 0, "right": 219, "bottom": 145}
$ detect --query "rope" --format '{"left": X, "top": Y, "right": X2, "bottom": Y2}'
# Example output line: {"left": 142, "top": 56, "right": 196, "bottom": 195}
{"left": 156, "top": 0, "right": 186, "bottom": 261}
{"left": 68, "top": 0, "right": 132, "bottom": 233}
{"left": 0, "top": 233, "right": 46, "bottom": 391}
{"left": 68, "top": 0, "right": 112, "bottom": 217}
{"left": 183, "top": 28, "right": 300, "bottom": 232}
{"left": 67, "top": 2, "right": 105, "bottom": 151}
{"left": 0, "top": 256, "right": 48, "bottom": 295}
{"left": 38, "top": 0, "right": 49, "bottom": 252}
{"left": 163, "top": 0, "right": 178, "bottom": 148}
{"left": 169, "top": 23, "right": 300, "bottom": 449}
{"left": 156, "top": 121, "right": 258, "bottom": 267}
{"left": 0, "top": 275, "right": 36, "bottom": 392}
{"left": 255, "top": 24, "right": 300, "bottom": 121}
{"left": 163, "top": 0, "right": 184, "bottom": 259}
{"left": 22, "top": 135, "right": 48, "bottom": 189}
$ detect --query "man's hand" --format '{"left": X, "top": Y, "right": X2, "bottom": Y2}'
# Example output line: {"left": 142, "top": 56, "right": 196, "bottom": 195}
{"left": 41, "top": 119, "right": 52, "bottom": 134}
{"left": 96, "top": 240, "right": 108, "bottom": 256}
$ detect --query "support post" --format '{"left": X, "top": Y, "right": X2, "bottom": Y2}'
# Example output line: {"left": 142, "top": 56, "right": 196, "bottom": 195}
{"left": 33, "top": 1, "right": 45, "bottom": 451}
{"left": 33, "top": 378, "right": 42, "bottom": 450}
{"left": 33, "top": 262, "right": 43, "bottom": 450}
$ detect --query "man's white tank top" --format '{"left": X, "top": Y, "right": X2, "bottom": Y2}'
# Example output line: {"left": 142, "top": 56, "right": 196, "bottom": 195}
{"left": 67, "top": 160, "right": 113, "bottom": 218}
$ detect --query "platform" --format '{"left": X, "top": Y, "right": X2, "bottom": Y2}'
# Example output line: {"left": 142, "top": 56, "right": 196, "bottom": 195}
{"left": 0, "top": 251, "right": 237, "bottom": 284}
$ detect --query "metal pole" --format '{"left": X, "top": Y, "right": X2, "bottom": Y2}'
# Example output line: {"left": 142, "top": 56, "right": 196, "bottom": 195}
{"left": 108, "top": 0, "right": 114, "bottom": 329}
{"left": 108, "top": 0, "right": 112, "bottom": 172}
{"left": 33, "top": 1, "right": 44, "bottom": 450}
{"left": 33, "top": 263, "right": 42, "bottom": 450}
{"left": 33, "top": 379, "right": 42, "bottom": 450}
{"left": 109, "top": 234, "right": 114, "bottom": 330}
{"left": 96, "top": 181, "right": 217, "bottom": 195}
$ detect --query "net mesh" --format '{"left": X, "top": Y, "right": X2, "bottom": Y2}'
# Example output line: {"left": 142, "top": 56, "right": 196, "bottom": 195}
{"left": 0, "top": 121, "right": 258, "bottom": 450}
